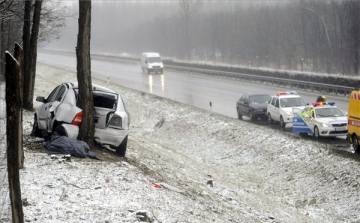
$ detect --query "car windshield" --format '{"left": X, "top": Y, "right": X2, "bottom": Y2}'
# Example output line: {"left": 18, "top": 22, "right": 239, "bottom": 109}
{"left": 147, "top": 57, "right": 161, "bottom": 63}
{"left": 249, "top": 95, "right": 271, "bottom": 103}
{"left": 280, "top": 97, "right": 306, "bottom": 107}
{"left": 315, "top": 107, "right": 345, "bottom": 118}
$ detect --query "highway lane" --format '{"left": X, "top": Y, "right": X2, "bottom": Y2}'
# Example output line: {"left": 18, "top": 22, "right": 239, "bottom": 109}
{"left": 37, "top": 50, "right": 350, "bottom": 120}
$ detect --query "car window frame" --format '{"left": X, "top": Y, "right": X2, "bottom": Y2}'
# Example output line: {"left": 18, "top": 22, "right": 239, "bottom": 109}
{"left": 54, "top": 85, "right": 66, "bottom": 102}
{"left": 46, "top": 85, "right": 61, "bottom": 103}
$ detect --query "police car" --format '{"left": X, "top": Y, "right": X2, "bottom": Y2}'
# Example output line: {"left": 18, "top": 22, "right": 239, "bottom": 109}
{"left": 292, "top": 102, "right": 348, "bottom": 139}
{"left": 267, "top": 91, "right": 307, "bottom": 128}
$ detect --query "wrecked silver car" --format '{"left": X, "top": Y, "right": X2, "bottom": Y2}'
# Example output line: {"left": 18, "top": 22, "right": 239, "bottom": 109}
{"left": 32, "top": 82, "right": 130, "bottom": 156}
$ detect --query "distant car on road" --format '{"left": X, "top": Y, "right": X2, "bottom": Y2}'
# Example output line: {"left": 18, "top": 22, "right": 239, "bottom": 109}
{"left": 141, "top": 52, "right": 164, "bottom": 74}
{"left": 32, "top": 82, "right": 130, "bottom": 156}
{"left": 236, "top": 93, "right": 271, "bottom": 121}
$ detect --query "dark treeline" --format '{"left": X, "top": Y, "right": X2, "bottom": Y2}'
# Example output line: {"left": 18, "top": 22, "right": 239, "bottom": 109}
{"left": 2, "top": 0, "right": 360, "bottom": 76}
{"left": 121, "top": 0, "right": 360, "bottom": 75}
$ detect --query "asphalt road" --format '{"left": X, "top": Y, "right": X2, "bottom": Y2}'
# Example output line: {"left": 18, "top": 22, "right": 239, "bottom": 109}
{"left": 37, "top": 50, "right": 350, "bottom": 119}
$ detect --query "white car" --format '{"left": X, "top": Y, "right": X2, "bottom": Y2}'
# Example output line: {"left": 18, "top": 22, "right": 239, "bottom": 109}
{"left": 141, "top": 52, "right": 164, "bottom": 74}
{"left": 32, "top": 82, "right": 130, "bottom": 156}
{"left": 292, "top": 103, "right": 348, "bottom": 139}
{"left": 267, "top": 91, "right": 307, "bottom": 128}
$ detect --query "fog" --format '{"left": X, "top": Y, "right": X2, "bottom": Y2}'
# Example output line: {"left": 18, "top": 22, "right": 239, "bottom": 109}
{"left": 46, "top": 0, "right": 280, "bottom": 55}
{"left": 45, "top": 0, "right": 360, "bottom": 75}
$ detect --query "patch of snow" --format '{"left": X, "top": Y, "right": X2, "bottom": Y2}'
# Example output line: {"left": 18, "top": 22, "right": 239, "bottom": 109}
{"left": 19, "top": 62, "right": 360, "bottom": 223}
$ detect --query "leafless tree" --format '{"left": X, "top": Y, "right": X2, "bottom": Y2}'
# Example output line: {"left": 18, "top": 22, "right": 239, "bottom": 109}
{"left": 0, "top": 0, "right": 23, "bottom": 78}
{"left": 23, "top": 0, "right": 42, "bottom": 110}
{"left": 22, "top": 0, "right": 31, "bottom": 110}
{"left": 178, "top": 0, "right": 202, "bottom": 60}
{"left": 76, "top": 0, "right": 94, "bottom": 148}
{"left": 39, "top": 0, "right": 68, "bottom": 44}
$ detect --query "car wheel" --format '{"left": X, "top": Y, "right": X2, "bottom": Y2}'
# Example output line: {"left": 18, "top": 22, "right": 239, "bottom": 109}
{"left": 237, "top": 108, "right": 243, "bottom": 120}
{"left": 352, "top": 135, "right": 360, "bottom": 153}
{"left": 267, "top": 113, "right": 273, "bottom": 124}
{"left": 111, "top": 135, "right": 128, "bottom": 157}
{"left": 313, "top": 126, "right": 320, "bottom": 139}
{"left": 280, "top": 116, "right": 286, "bottom": 128}
{"left": 147, "top": 69, "right": 151, "bottom": 74}
{"left": 31, "top": 114, "right": 42, "bottom": 137}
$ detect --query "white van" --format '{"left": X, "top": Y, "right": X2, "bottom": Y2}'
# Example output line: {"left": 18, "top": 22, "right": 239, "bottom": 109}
{"left": 141, "top": 52, "right": 164, "bottom": 74}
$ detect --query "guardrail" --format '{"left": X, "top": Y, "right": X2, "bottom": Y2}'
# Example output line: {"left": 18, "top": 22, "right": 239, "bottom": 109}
{"left": 164, "top": 65, "right": 355, "bottom": 96}
{"left": 52, "top": 51, "right": 357, "bottom": 96}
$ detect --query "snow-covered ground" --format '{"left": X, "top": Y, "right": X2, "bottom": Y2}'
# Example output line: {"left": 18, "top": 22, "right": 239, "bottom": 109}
{"left": 19, "top": 62, "right": 360, "bottom": 223}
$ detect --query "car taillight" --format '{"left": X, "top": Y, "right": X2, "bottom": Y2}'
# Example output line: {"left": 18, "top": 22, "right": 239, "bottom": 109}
{"left": 71, "top": 112, "right": 83, "bottom": 126}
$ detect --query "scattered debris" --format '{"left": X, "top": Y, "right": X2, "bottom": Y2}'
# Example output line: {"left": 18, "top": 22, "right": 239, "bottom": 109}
{"left": 151, "top": 182, "right": 162, "bottom": 189}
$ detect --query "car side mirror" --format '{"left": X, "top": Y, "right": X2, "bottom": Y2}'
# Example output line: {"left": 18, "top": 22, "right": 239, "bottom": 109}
{"left": 36, "top": 96, "right": 46, "bottom": 103}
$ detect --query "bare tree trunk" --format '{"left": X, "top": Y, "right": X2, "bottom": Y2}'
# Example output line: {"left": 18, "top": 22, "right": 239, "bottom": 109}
{"left": 5, "top": 51, "right": 24, "bottom": 223}
{"left": 24, "top": 0, "right": 42, "bottom": 110}
{"left": 76, "top": 0, "right": 94, "bottom": 148}
{"left": 179, "top": 0, "right": 202, "bottom": 60}
{"left": 0, "top": 18, "right": 4, "bottom": 78}
{"left": 14, "top": 43, "right": 24, "bottom": 169}
{"left": 22, "top": 0, "right": 31, "bottom": 110}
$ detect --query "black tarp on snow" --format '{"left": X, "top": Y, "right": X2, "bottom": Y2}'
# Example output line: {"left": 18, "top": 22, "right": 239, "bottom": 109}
{"left": 45, "top": 133, "right": 99, "bottom": 159}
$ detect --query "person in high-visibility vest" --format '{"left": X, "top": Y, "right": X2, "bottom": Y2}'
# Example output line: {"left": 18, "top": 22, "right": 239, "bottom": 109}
{"left": 316, "top": 95, "right": 327, "bottom": 103}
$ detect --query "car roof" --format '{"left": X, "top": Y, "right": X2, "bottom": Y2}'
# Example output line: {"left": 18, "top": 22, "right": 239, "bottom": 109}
{"left": 66, "top": 82, "right": 117, "bottom": 94}
{"left": 275, "top": 95, "right": 301, "bottom": 98}
{"left": 248, "top": 93, "right": 271, "bottom": 96}
{"left": 142, "top": 52, "right": 160, "bottom": 57}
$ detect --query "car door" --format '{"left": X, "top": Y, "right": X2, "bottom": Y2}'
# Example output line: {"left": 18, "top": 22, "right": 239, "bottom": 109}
{"left": 239, "top": 95, "right": 249, "bottom": 116}
{"left": 37, "top": 85, "right": 66, "bottom": 131}
{"left": 268, "top": 97, "right": 280, "bottom": 121}
{"left": 37, "top": 85, "right": 61, "bottom": 130}
{"left": 292, "top": 107, "right": 314, "bottom": 134}
{"left": 47, "top": 85, "right": 67, "bottom": 130}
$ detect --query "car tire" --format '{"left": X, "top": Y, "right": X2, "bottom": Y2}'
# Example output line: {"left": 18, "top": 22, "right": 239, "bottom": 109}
{"left": 147, "top": 69, "right": 151, "bottom": 74}
{"left": 31, "top": 115, "right": 42, "bottom": 137}
{"left": 237, "top": 109, "right": 243, "bottom": 120}
{"left": 352, "top": 135, "right": 360, "bottom": 153}
{"left": 313, "top": 126, "right": 320, "bottom": 139}
{"left": 280, "top": 116, "right": 286, "bottom": 128}
{"left": 111, "top": 135, "right": 128, "bottom": 157}
{"left": 267, "top": 113, "right": 273, "bottom": 124}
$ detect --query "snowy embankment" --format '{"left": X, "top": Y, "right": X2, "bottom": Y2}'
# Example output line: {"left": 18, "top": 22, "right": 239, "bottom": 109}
{"left": 19, "top": 62, "right": 360, "bottom": 223}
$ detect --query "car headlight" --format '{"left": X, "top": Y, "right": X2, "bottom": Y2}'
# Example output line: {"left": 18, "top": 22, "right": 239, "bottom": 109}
{"left": 284, "top": 111, "right": 292, "bottom": 116}
{"left": 320, "top": 123, "right": 331, "bottom": 127}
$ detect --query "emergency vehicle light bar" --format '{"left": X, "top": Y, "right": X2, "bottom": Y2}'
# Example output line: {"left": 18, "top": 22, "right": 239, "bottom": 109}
{"left": 277, "top": 91, "right": 298, "bottom": 96}
{"left": 311, "top": 102, "right": 335, "bottom": 107}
